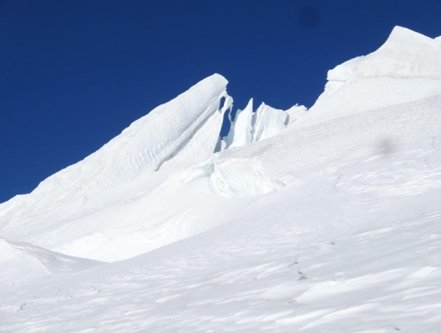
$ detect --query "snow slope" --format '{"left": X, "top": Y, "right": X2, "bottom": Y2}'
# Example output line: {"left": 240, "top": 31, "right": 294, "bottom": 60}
{"left": 0, "top": 237, "right": 100, "bottom": 287}
{"left": 302, "top": 26, "right": 441, "bottom": 127}
{"left": 0, "top": 73, "right": 295, "bottom": 262}
{"left": 1, "top": 26, "right": 441, "bottom": 332}
{"left": 0, "top": 74, "right": 235, "bottom": 261}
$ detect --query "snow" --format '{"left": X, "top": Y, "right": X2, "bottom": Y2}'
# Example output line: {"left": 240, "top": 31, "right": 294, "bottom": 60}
{"left": 1, "top": 26, "right": 441, "bottom": 332}
{"left": 285, "top": 103, "right": 308, "bottom": 125}
{"left": 224, "top": 98, "right": 254, "bottom": 148}
{"left": 0, "top": 237, "right": 100, "bottom": 287}
{"left": 0, "top": 73, "right": 233, "bottom": 261}
{"left": 252, "top": 103, "right": 289, "bottom": 142}
{"left": 302, "top": 26, "right": 441, "bottom": 128}
{"left": 329, "top": 26, "right": 441, "bottom": 80}
{"left": 225, "top": 99, "right": 301, "bottom": 149}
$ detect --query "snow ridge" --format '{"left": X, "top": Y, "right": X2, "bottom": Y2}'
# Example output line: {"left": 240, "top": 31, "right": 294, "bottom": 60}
{"left": 297, "top": 26, "right": 441, "bottom": 128}
{"left": 1, "top": 25, "right": 441, "bottom": 332}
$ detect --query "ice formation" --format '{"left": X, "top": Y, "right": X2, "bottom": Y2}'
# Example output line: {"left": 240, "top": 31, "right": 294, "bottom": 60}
{"left": 224, "top": 99, "right": 306, "bottom": 149}
{"left": 1, "top": 26, "right": 441, "bottom": 332}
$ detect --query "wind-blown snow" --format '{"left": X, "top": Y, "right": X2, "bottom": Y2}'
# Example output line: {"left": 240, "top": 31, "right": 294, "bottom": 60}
{"left": 330, "top": 26, "right": 441, "bottom": 80}
{"left": 1, "top": 26, "right": 441, "bottom": 332}
{"left": 303, "top": 26, "right": 441, "bottom": 127}
{"left": 0, "top": 73, "right": 233, "bottom": 261}
{"left": 0, "top": 237, "right": 100, "bottom": 287}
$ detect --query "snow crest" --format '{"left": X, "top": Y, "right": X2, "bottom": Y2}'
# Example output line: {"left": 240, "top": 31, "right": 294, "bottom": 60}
{"left": 0, "top": 74, "right": 233, "bottom": 260}
{"left": 298, "top": 26, "right": 441, "bottom": 128}
{"left": 1, "top": 26, "right": 441, "bottom": 266}
{"left": 2, "top": 26, "right": 441, "bottom": 332}
{"left": 327, "top": 26, "right": 441, "bottom": 92}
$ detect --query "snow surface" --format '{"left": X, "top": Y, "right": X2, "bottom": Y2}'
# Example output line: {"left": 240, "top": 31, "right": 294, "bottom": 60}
{"left": 1, "top": 26, "right": 441, "bottom": 332}
{"left": 224, "top": 98, "right": 254, "bottom": 148}
{"left": 0, "top": 73, "right": 235, "bottom": 261}
{"left": 303, "top": 26, "right": 441, "bottom": 127}
{"left": 0, "top": 237, "right": 100, "bottom": 287}
{"left": 225, "top": 99, "right": 304, "bottom": 149}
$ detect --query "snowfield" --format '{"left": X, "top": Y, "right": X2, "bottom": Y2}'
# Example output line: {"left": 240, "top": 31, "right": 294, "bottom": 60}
{"left": 1, "top": 26, "right": 441, "bottom": 332}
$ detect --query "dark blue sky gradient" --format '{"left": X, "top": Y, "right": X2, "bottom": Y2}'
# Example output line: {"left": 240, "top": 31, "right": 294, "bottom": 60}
{"left": 1, "top": 0, "right": 441, "bottom": 202}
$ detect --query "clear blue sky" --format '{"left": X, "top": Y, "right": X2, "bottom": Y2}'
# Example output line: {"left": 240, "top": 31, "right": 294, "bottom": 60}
{"left": 1, "top": 0, "right": 441, "bottom": 202}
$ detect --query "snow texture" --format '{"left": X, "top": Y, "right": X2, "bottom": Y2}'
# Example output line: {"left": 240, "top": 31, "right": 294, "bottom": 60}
{"left": 225, "top": 99, "right": 303, "bottom": 149}
{"left": 1, "top": 26, "right": 441, "bottom": 332}
{"left": 0, "top": 73, "right": 233, "bottom": 261}
{"left": 304, "top": 26, "right": 441, "bottom": 127}
{"left": 0, "top": 237, "right": 100, "bottom": 287}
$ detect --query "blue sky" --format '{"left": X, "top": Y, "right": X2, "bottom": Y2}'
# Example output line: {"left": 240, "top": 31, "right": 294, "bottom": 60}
{"left": 1, "top": 0, "right": 441, "bottom": 202}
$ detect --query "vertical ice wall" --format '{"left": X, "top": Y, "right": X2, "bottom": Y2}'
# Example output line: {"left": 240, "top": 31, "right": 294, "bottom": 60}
{"left": 224, "top": 98, "right": 254, "bottom": 148}
{"left": 225, "top": 99, "right": 307, "bottom": 148}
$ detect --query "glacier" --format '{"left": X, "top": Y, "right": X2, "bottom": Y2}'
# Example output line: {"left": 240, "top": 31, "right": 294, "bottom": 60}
{"left": 1, "top": 26, "right": 441, "bottom": 332}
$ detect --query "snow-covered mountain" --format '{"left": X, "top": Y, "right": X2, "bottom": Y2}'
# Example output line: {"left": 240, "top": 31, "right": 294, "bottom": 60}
{"left": 1, "top": 26, "right": 441, "bottom": 332}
